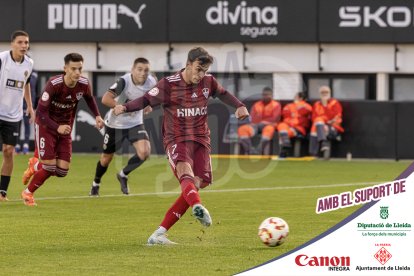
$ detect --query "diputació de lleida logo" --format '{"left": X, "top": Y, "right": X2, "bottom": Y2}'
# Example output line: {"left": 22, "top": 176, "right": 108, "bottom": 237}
{"left": 380, "top": 206, "right": 389, "bottom": 219}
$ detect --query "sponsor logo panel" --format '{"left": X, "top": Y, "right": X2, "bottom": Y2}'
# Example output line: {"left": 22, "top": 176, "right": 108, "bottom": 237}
{"left": 24, "top": 0, "right": 167, "bottom": 42}
{"left": 320, "top": 0, "right": 414, "bottom": 42}
{"left": 168, "top": 0, "right": 317, "bottom": 42}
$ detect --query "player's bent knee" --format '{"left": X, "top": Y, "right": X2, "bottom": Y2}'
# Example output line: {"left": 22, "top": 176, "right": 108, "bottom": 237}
{"left": 2, "top": 146, "right": 14, "bottom": 157}
{"left": 100, "top": 154, "right": 113, "bottom": 166}
{"left": 176, "top": 162, "right": 194, "bottom": 178}
{"left": 42, "top": 164, "right": 56, "bottom": 175}
{"left": 56, "top": 167, "right": 69, "bottom": 177}
{"left": 138, "top": 149, "right": 150, "bottom": 160}
{"left": 199, "top": 182, "right": 211, "bottom": 189}
{"left": 194, "top": 176, "right": 211, "bottom": 189}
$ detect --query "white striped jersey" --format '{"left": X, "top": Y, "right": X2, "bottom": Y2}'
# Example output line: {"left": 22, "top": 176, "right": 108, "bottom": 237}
{"left": 104, "top": 73, "right": 156, "bottom": 129}
{"left": 0, "top": 51, "right": 33, "bottom": 122}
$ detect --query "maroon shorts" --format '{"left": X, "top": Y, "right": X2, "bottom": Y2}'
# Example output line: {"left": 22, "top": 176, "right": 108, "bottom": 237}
{"left": 166, "top": 141, "right": 212, "bottom": 184}
{"left": 35, "top": 123, "right": 72, "bottom": 162}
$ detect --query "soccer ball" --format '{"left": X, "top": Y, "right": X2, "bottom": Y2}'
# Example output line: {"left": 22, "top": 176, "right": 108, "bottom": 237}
{"left": 258, "top": 217, "right": 289, "bottom": 247}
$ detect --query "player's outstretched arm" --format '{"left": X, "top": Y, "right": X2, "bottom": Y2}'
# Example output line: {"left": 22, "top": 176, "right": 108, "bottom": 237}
{"left": 24, "top": 83, "right": 35, "bottom": 123}
{"left": 235, "top": 106, "right": 249, "bottom": 120}
{"left": 102, "top": 91, "right": 118, "bottom": 108}
{"left": 113, "top": 105, "right": 126, "bottom": 116}
{"left": 95, "top": 116, "right": 104, "bottom": 129}
{"left": 216, "top": 89, "right": 248, "bottom": 120}
{"left": 113, "top": 95, "right": 151, "bottom": 116}
{"left": 84, "top": 94, "right": 101, "bottom": 118}
{"left": 25, "top": 106, "right": 35, "bottom": 124}
{"left": 143, "top": 105, "right": 153, "bottom": 115}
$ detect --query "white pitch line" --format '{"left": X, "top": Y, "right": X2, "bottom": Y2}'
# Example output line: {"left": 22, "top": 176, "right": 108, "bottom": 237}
{"left": 6, "top": 181, "right": 381, "bottom": 203}
{"left": 201, "top": 181, "right": 381, "bottom": 193}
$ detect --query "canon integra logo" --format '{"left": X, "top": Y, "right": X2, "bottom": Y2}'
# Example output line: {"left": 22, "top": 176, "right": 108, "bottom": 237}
{"left": 48, "top": 3, "right": 146, "bottom": 30}
{"left": 295, "top": 254, "right": 351, "bottom": 267}
{"left": 339, "top": 6, "right": 414, "bottom": 27}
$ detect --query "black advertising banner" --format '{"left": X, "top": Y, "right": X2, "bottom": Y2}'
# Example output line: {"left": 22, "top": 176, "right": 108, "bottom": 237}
{"left": 6, "top": 0, "right": 414, "bottom": 44}
{"left": 0, "top": 0, "right": 24, "bottom": 41}
{"left": 169, "top": 0, "right": 317, "bottom": 43}
{"left": 23, "top": 0, "right": 167, "bottom": 42}
{"left": 319, "top": 0, "right": 414, "bottom": 43}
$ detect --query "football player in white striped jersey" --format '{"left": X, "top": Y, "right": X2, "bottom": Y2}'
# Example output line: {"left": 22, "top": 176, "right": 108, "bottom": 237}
{"left": 0, "top": 30, "right": 34, "bottom": 201}
{"left": 89, "top": 57, "right": 156, "bottom": 196}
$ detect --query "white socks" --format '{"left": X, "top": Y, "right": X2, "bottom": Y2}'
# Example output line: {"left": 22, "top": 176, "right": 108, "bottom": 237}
{"left": 119, "top": 170, "right": 127, "bottom": 178}
{"left": 155, "top": 226, "right": 167, "bottom": 235}
{"left": 92, "top": 181, "right": 100, "bottom": 187}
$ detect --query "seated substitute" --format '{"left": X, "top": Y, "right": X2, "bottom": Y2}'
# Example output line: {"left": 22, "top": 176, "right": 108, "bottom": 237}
{"left": 277, "top": 92, "right": 312, "bottom": 157}
{"left": 309, "top": 86, "right": 344, "bottom": 156}
{"left": 237, "top": 87, "right": 281, "bottom": 155}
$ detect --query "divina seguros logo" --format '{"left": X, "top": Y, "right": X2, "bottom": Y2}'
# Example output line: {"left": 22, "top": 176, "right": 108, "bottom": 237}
{"left": 205, "top": 1, "right": 278, "bottom": 38}
{"left": 48, "top": 3, "right": 146, "bottom": 30}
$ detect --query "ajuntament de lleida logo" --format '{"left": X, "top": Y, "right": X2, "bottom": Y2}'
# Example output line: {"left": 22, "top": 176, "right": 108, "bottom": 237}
{"left": 380, "top": 206, "right": 389, "bottom": 219}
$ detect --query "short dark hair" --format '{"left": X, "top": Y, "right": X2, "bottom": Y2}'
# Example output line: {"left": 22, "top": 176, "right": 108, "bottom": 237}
{"left": 187, "top": 47, "right": 214, "bottom": 65}
{"left": 262, "top": 86, "right": 273, "bottom": 94}
{"left": 11, "top": 30, "right": 29, "bottom": 41}
{"left": 133, "top": 57, "right": 149, "bottom": 66}
{"left": 297, "top": 92, "right": 306, "bottom": 100}
{"left": 64, "top": 53, "right": 84, "bottom": 64}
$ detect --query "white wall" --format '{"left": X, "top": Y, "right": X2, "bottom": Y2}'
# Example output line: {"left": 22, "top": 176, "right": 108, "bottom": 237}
{"left": 319, "top": 44, "right": 395, "bottom": 73}
{"left": 395, "top": 44, "right": 414, "bottom": 73}
{"left": 3, "top": 41, "right": 414, "bottom": 100}
{"left": 168, "top": 43, "right": 244, "bottom": 72}
{"left": 3, "top": 42, "right": 413, "bottom": 73}
{"left": 273, "top": 73, "right": 302, "bottom": 100}
{"left": 377, "top": 73, "right": 389, "bottom": 101}
{"left": 98, "top": 43, "right": 169, "bottom": 72}
{"left": 246, "top": 44, "right": 318, "bottom": 73}
{"left": 30, "top": 43, "right": 97, "bottom": 71}
{"left": 0, "top": 43, "right": 8, "bottom": 51}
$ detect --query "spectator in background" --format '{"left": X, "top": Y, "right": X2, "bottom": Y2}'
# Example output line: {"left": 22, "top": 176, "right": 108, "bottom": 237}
{"left": 309, "top": 86, "right": 344, "bottom": 156}
{"left": 277, "top": 92, "right": 312, "bottom": 157}
{"left": 16, "top": 70, "right": 38, "bottom": 154}
{"left": 238, "top": 87, "right": 281, "bottom": 155}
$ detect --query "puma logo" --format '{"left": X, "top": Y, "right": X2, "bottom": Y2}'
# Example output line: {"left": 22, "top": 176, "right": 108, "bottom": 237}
{"left": 118, "top": 4, "right": 146, "bottom": 29}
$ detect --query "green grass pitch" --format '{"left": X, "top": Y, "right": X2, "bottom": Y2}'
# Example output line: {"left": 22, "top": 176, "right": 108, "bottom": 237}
{"left": 0, "top": 154, "right": 410, "bottom": 275}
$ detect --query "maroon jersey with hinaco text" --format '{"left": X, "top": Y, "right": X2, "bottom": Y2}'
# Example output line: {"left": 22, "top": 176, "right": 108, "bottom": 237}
{"left": 144, "top": 71, "right": 242, "bottom": 150}
{"left": 36, "top": 74, "right": 100, "bottom": 131}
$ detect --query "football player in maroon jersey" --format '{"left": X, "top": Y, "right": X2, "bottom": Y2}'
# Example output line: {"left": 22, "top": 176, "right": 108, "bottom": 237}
{"left": 21, "top": 53, "right": 104, "bottom": 206}
{"left": 114, "top": 47, "right": 249, "bottom": 244}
